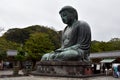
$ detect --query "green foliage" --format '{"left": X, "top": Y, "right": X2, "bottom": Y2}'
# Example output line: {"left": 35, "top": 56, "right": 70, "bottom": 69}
{"left": 24, "top": 32, "right": 55, "bottom": 60}
{"left": 24, "top": 25, "right": 61, "bottom": 49}
{"left": 1, "top": 25, "right": 61, "bottom": 61}
{"left": 108, "top": 38, "right": 120, "bottom": 50}
{"left": 3, "top": 28, "right": 29, "bottom": 44}
{"left": 2, "top": 24, "right": 120, "bottom": 57}
{"left": 90, "top": 40, "right": 100, "bottom": 53}
{"left": 15, "top": 46, "right": 26, "bottom": 61}
{"left": 0, "top": 37, "right": 20, "bottom": 51}
{"left": 0, "top": 37, "right": 20, "bottom": 61}
{"left": 91, "top": 38, "right": 120, "bottom": 53}
{"left": 0, "top": 50, "right": 7, "bottom": 60}
{"left": 3, "top": 25, "right": 61, "bottom": 49}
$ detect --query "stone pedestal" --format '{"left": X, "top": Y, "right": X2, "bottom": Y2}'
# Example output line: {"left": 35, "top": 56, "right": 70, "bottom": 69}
{"left": 31, "top": 61, "right": 93, "bottom": 77}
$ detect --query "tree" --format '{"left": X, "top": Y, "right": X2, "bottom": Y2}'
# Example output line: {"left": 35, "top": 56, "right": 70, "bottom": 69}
{"left": 108, "top": 38, "right": 120, "bottom": 50}
{"left": 3, "top": 25, "right": 61, "bottom": 49}
{"left": 24, "top": 25, "right": 61, "bottom": 49}
{"left": 24, "top": 32, "right": 55, "bottom": 67}
{"left": 25, "top": 32, "right": 55, "bottom": 56}
{"left": 15, "top": 46, "right": 26, "bottom": 61}
{"left": 14, "top": 46, "right": 26, "bottom": 69}
{"left": 3, "top": 28, "right": 29, "bottom": 44}
{"left": 90, "top": 40, "right": 101, "bottom": 53}
{"left": 91, "top": 38, "right": 120, "bottom": 53}
{"left": 0, "top": 37, "right": 20, "bottom": 51}
{"left": 0, "top": 50, "right": 7, "bottom": 60}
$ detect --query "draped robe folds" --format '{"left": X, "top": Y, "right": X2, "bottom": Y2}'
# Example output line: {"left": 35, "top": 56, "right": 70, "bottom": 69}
{"left": 41, "top": 20, "right": 91, "bottom": 61}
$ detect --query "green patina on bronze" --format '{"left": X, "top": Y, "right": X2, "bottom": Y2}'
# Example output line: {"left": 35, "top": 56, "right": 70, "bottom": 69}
{"left": 41, "top": 6, "right": 91, "bottom": 62}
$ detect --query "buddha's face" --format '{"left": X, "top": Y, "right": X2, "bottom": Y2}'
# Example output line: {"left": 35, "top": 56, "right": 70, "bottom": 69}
{"left": 60, "top": 10, "right": 74, "bottom": 25}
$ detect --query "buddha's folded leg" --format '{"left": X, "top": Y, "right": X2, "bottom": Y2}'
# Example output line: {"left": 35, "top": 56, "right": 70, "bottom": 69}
{"left": 41, "top": 53, "right": 51, "bottom": 61}
{"left": 41, "top": 51, "right": 60, "bottom": 61}
{"left": 54, "top": 49, "right": 84, "bottom": 61}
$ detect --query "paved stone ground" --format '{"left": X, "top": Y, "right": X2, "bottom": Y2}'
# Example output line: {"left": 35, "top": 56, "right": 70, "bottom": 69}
{"left": 0, "top": 76, "right": 120, "bottom": 80}
{"left": 0, "top": 70, "right": 23, "bottom": 75}
{"left": 0, "top": 70, "right": 120, "bottom": 80}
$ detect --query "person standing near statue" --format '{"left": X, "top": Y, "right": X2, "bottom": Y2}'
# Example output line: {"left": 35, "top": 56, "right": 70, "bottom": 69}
{"left": 41, "top": 6, "right": 91, "bottom": 62}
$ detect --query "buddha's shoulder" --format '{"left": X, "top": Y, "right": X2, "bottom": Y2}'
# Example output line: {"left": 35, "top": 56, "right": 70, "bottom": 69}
{"left": 78, "top": 20, "right": 89, "bottom": 26}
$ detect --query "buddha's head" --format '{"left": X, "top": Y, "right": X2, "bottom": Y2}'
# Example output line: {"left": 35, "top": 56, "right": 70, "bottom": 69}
{"left": 59, "top": 6, "right": 78, "bottom": 25}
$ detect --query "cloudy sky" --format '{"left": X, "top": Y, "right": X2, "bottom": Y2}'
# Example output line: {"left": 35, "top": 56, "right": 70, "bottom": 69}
{"left": 0, "top": 0, "right": 120, "bottom": 41}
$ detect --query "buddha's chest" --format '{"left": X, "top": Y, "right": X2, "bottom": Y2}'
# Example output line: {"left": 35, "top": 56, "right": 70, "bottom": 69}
{"left": 63, "top": 27, "right": 73, "bottom": 46}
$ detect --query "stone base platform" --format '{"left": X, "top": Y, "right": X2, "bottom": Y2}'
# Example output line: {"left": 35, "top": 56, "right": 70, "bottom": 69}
{"left": 31, "top": 61, "right": 94, "bottom": 77}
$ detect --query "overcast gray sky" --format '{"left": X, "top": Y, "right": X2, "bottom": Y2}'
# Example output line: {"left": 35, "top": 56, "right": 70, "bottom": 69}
{"left": 0, "top": 0, "right": 120, "bottom": 41}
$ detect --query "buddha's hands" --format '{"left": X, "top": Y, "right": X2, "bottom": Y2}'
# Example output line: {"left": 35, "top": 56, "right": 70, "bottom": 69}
{"left": 55, "top": 48, "right": 64, "bottom": 52}
{"left": 55, "top": 47, "right": 70, "bottom": 52}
